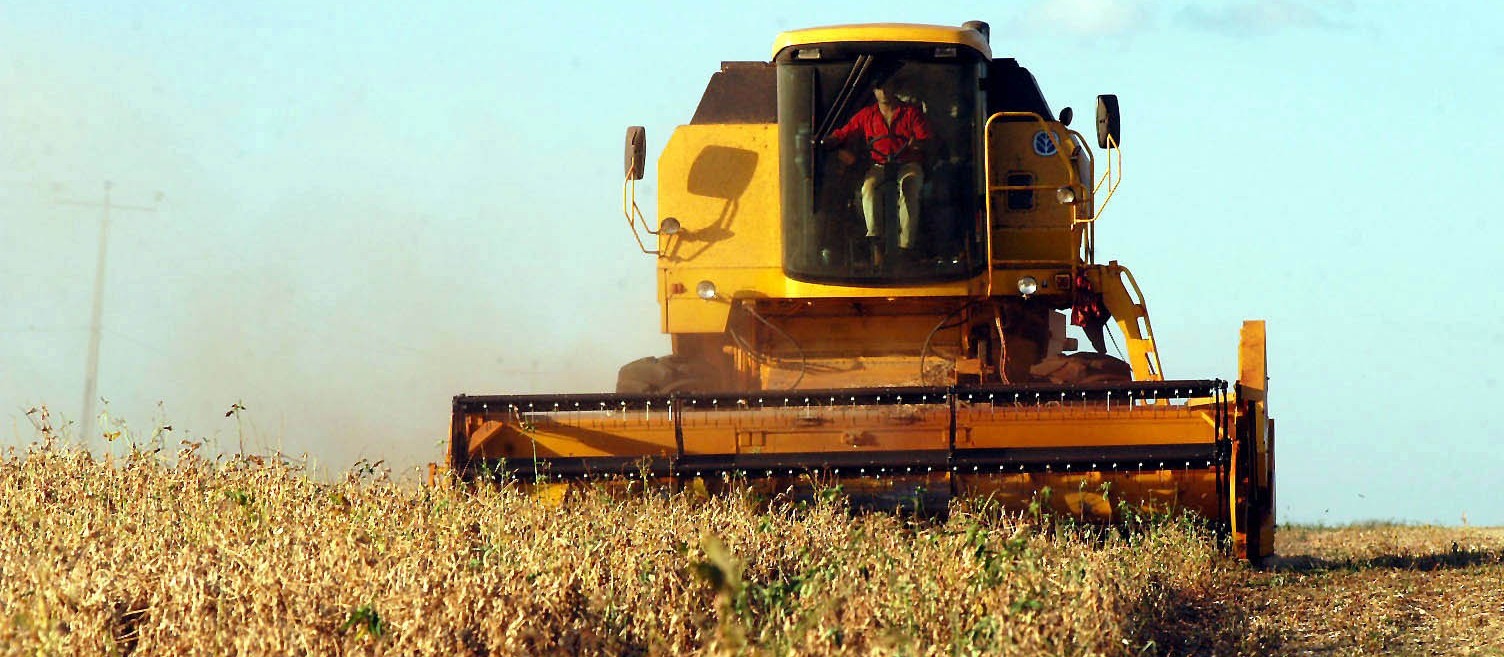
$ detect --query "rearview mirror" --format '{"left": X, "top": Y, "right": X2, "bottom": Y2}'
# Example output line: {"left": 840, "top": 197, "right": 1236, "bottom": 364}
{"left": 625, "top": 126, "right": 647, "bottom": 180}
{"left": 1096, "top": 95, "right": 1120, "bottom": 149}
{"left": 1059, "top": 106, "right": 1073, "bottom": 127}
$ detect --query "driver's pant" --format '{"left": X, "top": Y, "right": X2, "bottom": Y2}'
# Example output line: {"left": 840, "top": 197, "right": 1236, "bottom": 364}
{"left": 860, "top": 162, "right": 924, "bottom": 249}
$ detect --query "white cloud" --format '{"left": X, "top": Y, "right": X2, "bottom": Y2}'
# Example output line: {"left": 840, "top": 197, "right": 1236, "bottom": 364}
{"left": 1180, "top": 0, "right": 1349, "bottom": 35}
{"left": 1023, "top": 0, "right": 1154, "bottom": 37}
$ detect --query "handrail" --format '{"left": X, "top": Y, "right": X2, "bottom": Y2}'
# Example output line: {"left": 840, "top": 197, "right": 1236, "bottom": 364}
{"left": 1086, "top": 133, "right": 1122, "bottom": 223}
{"left": 982, "top": 115, "right": 997, "bottom": 298}
{"left": 1065, "top": 130, "right": 1094, "bottom": 225}
{"left": 983, "top": 111, "right": 1083, "bottom": 182}
{"left": 982, "top": 111, "right": 1088, "bottom": 297}
{"left": 621, "top": 175, "right": 660, "bottom": 256}
{"left": 1116, "top": 263, "right": 1164, "bottom": 380}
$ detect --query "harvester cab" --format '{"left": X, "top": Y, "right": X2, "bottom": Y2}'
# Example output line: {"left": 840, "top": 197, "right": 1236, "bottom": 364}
{"left": 449, "top": 21, "right": 1276, "bottom": 562}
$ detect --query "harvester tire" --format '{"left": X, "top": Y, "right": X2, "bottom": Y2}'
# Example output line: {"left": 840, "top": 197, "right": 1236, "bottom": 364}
{"left": 616, "top": 356, "right": 712, "bottom": 394}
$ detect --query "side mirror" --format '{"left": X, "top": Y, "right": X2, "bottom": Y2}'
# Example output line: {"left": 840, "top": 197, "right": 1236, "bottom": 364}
{"left": 1059, "top": 106, "right": 1073, "bottom": 127}
{"left": 625, "top": 126, "right": 647, "bottom": 180}
{"left": 1096, "top": 95, "right": 1121, "bottom": 149}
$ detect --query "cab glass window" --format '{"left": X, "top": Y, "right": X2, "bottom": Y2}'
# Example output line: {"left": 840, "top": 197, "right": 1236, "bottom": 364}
{"left": 778, "top": 52, "right": 984, "bottom": 285}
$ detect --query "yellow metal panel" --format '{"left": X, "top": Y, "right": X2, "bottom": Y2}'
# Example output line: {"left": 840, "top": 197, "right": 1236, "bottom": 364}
{"left": 987, "top": 121, "right": 1078, "bottom": 229}
{"left": 1236, "top": 319, "right": 1274, "bottom": 560}
{"left": 464, "top": 420, "right": 507, "bottom": 456}
{"left": 763, "top": 356, "right": 947, "bottom": 389}
{"left": 1240, "top": 320, "right": 1267, "bottom": 403}
{"left": 959, "top": 406, "right": 1216, "bottom": 448}
{"left": 656, "top": 124, "right": 780, "bottom": 333}
{"left": 468, "top": 414, "right": 680, "bottom": 460}
{"left": 684, "top": 427, "right": 738, "bottom": 455}
{"left": 990, "top": 230, "right": 1078, "bottom": 263}
{"left": 508, "top": 468, "right": 1218, "bottom": 525}
{"left": 782, "top": 277, "right": 982, "bottom": 299}
{"left": 657, "top": 125, "right": 781, "bottom": 268}
{"left": 985, "top": 119, "right": 1084, "bottom": 265}
{"left": 661, "top": 264, "right": 986, "bottom": 317}
{"left": 1090, "top": 263, "right": 1164, "bottom": 381}
{"left": 510, "top": 469, "right": 1219, "bottom": 525}
{"left": 533, "top": 483, "right": 569, "bottom": 508}
{"left": 476, "top": 402, "right": 1219, "bottom": 463}
{"left": 959, "top": 470, "right": 1219, "bottom": 520}
{"left": 772, "top": 24, "right": 992, "bottom": 59}
{"left": 685, "top": 404, "right": 950, "bottom": 455}
{"left": 664, "top": 296, "right": 734, "bottom": 333}
{"left": 985, "top": 267, "right": 1074, "bottom": 301}
{"left": 740, "top": 426, "right": 948, "bottom": 454}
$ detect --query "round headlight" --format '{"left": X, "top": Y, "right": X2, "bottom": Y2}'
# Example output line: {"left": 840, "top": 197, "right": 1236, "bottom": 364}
{"left": 659, "top": 217, "right": 682, "bottom": 235}
{"left": 1017, "top": 276, "right": 1039, "bottom": 297}
{"left": 696, "top": 280, "right": 718, "bottom": 300}
{"left": 1056, "top": 186, "right": 1076, "bottom": 204}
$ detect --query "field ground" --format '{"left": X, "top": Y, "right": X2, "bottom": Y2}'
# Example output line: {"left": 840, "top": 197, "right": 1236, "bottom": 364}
{"left": 1, "top": 441, "right": 1500, "bottom": 655}
{"left": 1159, "top": 525, "right": 1504, "bottom": 655}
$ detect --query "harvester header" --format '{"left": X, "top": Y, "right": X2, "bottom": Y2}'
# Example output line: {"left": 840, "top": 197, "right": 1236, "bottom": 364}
{"left": 448, "top": 20, "right": 1275, "bottom": 562}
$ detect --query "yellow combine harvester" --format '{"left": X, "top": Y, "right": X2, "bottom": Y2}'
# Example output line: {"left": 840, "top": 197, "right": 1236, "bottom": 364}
{"left": 447, "top": 22, "right": 1276, "bottom": 561}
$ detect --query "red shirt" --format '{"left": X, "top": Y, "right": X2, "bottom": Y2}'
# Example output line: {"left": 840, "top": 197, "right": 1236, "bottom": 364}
{"left": 829, "top": 102, "right": 933, "bottom": 165}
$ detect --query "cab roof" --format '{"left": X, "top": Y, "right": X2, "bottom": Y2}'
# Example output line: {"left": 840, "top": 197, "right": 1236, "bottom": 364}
{"left": 772, "top": 23, "right": 991, "bottom": 60}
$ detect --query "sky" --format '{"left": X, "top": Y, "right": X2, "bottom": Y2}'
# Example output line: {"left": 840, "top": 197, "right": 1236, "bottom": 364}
{"left": 2, "top": 0, "right": 1501, "bottom": 524}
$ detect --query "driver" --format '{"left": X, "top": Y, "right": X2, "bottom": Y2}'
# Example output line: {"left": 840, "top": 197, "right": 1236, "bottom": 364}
{"left": 822, "top": 77, "right": 934, "bottom": 266}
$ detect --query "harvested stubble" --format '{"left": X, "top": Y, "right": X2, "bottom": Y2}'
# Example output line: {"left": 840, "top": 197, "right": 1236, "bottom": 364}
{"left": 1238, "top": 524, "right": 1504, "bottom": 655}
{"left": 0, "top": 440, "right": 1249, "bottom": 656}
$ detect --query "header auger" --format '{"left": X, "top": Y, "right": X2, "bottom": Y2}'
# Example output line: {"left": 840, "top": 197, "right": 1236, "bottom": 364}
{"left": 446, "top": 21, "right": 1275, "bottom": 562}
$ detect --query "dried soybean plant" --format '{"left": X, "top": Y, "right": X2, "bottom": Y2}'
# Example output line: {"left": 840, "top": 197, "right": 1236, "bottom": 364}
{"left": 0, "top": 432, "right": 1233, "bottom": 656}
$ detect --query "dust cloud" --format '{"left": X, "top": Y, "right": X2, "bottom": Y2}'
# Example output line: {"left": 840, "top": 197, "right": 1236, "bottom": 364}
{"left": 0, "top": 21, "right": 665, "bottom": 479}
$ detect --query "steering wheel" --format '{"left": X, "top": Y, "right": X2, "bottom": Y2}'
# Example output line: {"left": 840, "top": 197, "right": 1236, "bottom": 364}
{"left": 866, "top": 134, "right": 913, "bottom": 163}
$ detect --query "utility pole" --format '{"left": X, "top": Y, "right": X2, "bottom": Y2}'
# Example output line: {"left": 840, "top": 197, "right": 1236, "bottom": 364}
{"left": 55, "top": 182, "right": 162, "bottom": 441}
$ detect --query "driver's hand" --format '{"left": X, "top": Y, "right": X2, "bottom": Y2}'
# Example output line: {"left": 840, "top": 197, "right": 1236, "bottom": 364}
{"left": 837, "top": 149, "right": 856, "bottom": 166}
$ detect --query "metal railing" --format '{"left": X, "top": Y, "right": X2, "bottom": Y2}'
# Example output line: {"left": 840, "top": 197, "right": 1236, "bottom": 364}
{"left": 622, "top": 174, "right": 663, "bottom": 255}
{"left": 980, "top": 111, "right": 1094, "bottom": 296}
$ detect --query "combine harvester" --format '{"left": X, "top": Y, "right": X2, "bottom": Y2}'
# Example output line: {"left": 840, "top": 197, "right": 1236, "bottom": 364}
{"left": 447, "top": 22, "right": 1275, "bottom": 561}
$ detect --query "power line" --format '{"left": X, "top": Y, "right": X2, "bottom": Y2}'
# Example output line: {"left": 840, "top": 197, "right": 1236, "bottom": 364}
{"left": 0, "top": 326, "right": 87, "bottom": 333}
{"left": 102, "top": 328, "right": 174, "bottom": 358}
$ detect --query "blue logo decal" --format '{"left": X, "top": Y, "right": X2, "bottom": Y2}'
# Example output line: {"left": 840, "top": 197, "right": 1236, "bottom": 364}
{"left": 1032, "top": 131, "right": 1059, "bottom": 157}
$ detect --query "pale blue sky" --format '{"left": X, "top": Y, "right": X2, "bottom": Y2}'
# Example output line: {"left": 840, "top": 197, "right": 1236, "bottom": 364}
{"left": 2, "top": 1, "right": 1501, "bottom": 524}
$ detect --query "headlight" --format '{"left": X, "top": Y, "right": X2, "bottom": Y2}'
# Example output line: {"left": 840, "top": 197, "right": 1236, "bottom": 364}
{"left": 1017, "top": 276, "right": 1039, "bottom": 297}
{"left": 696, "top": 280, "right": 718, "bottom": 300}
{"left": 1056, "top": 186, "right": 1076, "bottom": 204}
{"left": 659, "top": 217, "right": 682, "bottom": 235}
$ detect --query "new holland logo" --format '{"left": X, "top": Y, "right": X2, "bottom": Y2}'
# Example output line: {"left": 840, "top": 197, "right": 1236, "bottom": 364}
{"left": 1032, "top": 130, "right": 1059, "bottom": 157}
